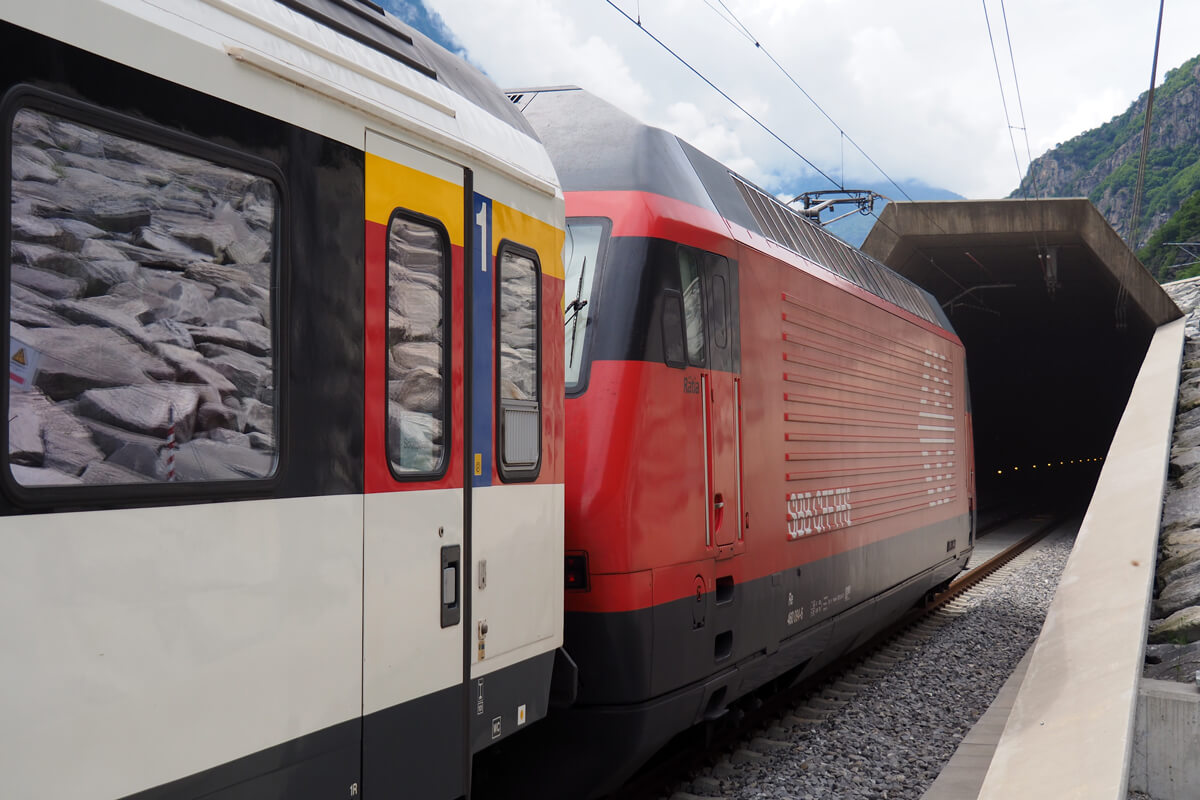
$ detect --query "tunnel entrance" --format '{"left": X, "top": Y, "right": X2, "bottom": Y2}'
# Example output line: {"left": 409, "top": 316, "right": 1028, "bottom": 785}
{"left": 862, "top": 199, "right": 1181, "bottom": 511}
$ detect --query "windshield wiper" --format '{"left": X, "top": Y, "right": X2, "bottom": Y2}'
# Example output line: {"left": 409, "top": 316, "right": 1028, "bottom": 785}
{"left": 565, "top": 256, "right": 588, "bottom": 366}
{"left": 565, "top": 297, "right": 588, "bottom": 327}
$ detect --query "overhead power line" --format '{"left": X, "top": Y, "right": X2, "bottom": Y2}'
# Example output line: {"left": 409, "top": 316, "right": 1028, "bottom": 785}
{"left": 603, "top": 0, "right": 985, "bottom": 311}
{"left": 604, "top": 0, "right": 839, "bottom": 188}
{"left": 701, "top": 0, "right": 919, "bottom": 205}
{"left": 982, "top": 0, "right": 1027, "bottom": 196}
{"left": 1129, "top": 0, "right": 1166, "bottom": 250}
{"left": 999, "top": 0, "right": 1038, "bottom": 199}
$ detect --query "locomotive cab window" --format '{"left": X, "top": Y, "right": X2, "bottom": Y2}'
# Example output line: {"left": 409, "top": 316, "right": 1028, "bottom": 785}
{"left": 385, "top": 211, "right": 449, "bottom": 478}
{"left": 6, "top": 100, "right": 280, "bottom": 490}
{"left": 497, "top": 241, "right": 541, "bottom": 480}
{"left": 564, "top": 218, "right": 608, "bottom": 391}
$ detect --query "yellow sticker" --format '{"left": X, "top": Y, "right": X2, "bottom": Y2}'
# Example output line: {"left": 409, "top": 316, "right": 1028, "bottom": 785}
{"left": 11, "top": 348, "right": 25, "bottom": 366}
{"left": 474, "top": 453, "right": 483, "bottom": 476}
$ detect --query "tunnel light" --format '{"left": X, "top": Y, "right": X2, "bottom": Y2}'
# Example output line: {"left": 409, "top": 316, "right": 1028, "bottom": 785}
{"left": 1046, "top": 463, "right": 1051, "bottom": 467}
{"left": 1032, "top": 464, "right": 1037, "bottom": 469}
{"left": 997, "top": 469, "right": 1002, "bottom": 475}
{"left": 1014, "top": 466, "right": 1019, "bottom": 471}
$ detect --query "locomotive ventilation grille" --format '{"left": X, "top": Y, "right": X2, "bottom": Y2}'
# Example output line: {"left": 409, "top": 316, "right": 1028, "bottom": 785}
{"left": 731, "top": 175, "right": 939, "bottom": 326}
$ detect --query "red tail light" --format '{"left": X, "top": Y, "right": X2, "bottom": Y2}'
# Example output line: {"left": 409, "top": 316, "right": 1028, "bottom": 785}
{"left": 565, "top": 553, "right": 589, "bottom": 591}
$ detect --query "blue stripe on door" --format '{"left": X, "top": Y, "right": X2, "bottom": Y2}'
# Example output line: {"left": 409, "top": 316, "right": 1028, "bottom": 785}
{"left": 471, "top": 194, "right": 493, "bottom": 487}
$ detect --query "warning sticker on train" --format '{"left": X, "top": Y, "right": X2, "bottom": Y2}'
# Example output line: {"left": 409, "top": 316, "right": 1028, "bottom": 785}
{"left": 9, "top": 338, "right": 41, "bottom": 392}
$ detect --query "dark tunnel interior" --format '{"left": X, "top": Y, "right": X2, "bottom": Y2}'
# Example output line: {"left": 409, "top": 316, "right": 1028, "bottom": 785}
{"left": 862, "top": 200, "right": 1174, "bottom": 515}
{"left": 945, "top": 243, "right": 1153, "bottom": 510}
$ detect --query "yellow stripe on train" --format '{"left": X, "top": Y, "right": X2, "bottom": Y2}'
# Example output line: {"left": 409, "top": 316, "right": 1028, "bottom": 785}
{"left": 491, "top": 202, "right": 564, "bottom": 281}
{"left": 366, "top": 153, "right": 564, "bottom": 280}
{"left": 366, "top": 153, "right": 465, "bottom": 244}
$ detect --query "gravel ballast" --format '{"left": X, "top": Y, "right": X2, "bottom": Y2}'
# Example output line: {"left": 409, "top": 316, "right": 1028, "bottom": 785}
{"left": 672, "top": 530, "right": 1076, "bottom": 800}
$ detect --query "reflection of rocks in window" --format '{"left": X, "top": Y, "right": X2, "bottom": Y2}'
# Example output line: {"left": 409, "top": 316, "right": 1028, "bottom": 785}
{"left": 499, "top": 250, "right": 538, "bottom": 401}
{"left": 7, "top": 108, "right": 277, "bottom": 487}
{"left": 498, "top": 247, "right": 539, "bottom": 474}
{"left": 386, "top": 217, "right": 445, "bottom": 475}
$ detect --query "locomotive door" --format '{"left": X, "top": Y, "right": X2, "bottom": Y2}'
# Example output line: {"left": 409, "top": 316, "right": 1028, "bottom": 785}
{"left": 693, "top": 250, "right": 741, "bottom": 551}
{"left": 361, "top": 130, "right": 471, "bottom": 800}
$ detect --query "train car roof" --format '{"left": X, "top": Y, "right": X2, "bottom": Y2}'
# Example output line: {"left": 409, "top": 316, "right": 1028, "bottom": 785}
{"left": 279, "top": 0, "right": 536, "bottom": 137}
{"left": 512, "top": 86, "right": 952, "bottom": 331}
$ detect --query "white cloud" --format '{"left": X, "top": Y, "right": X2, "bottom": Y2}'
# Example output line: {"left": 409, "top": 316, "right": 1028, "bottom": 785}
{"left": 422, "top": 0, "right": 1200, "bottom": 199}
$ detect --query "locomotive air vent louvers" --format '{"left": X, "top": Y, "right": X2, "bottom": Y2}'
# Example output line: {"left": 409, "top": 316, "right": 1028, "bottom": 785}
{"left": 730, "top": 174, "right": 939, "bottom": 326}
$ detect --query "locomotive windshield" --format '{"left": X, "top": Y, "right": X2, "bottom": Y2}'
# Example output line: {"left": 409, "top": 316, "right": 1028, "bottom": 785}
{"left": 564, "top": 218, "right": 608, "bottom": 389}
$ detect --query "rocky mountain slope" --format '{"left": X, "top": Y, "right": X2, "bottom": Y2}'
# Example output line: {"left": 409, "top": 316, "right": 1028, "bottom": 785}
{"left": 1012, "top": 54, "right": 1200, "bottom": 253}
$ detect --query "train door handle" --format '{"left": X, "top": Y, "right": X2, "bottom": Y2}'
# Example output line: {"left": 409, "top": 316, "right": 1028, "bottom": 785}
{"left": 441, "top": 544, "right": 461, "bottom": 628}
{"left": 714, "top": 498, "right": 725, "bottom": 510}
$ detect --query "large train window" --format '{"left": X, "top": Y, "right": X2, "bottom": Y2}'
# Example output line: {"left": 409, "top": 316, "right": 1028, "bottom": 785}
{"left": 496, "top": 241, "right": 541, "bottom": 481}
{"left": 677, "top": 248, "right": 706, "bottom": 366}
{"left": 6, "top": 99, "right": 280, "bottom": 490}
{"left": 564, "top": 218, "right": 608, "bottom": 390}
{"left": 385, "top": 211, "right": 449, "bottom": 478}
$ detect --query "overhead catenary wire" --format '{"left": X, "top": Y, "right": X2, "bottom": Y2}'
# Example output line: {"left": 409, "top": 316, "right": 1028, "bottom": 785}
{"left": 604, "top": 0, "right": 840, "bottom": 189}
{"left": 605, "top": 0, "right": 980, "bottom": 308}
{"left": 1129, "top": 0, "right": 1166, "bottom": 250}
{"left": 706, "top": 0, "right": 918, "bottom": 205}
{"left": 693, "top": 0, "right": 977, "bottom": 251}
{"left": 999, "top": 0, "right": 1039, "bottom": 199}
{"left": 982, "top": 0, "right": 1027, "bottom": 197}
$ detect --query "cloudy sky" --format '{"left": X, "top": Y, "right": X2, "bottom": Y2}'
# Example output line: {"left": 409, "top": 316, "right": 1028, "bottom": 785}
{"left": 413, "top": 0, "right": 1200, "bottom": 200}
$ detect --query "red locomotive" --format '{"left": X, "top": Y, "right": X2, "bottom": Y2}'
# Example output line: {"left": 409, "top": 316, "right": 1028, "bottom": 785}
{"left": 508, "top": 87, "right": 975, "bottom": 796}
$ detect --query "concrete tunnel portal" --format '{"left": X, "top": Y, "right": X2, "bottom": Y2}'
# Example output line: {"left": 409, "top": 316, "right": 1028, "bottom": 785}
{"left": 861, "top": 198, "right": 1181, "bottom": 510}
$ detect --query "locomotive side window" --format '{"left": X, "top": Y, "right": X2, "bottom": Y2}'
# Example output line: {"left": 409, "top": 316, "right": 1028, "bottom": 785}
{"left": 7, "top": 105, "right": 279, "bottom": 488}
{"left": 677, "top": 248, "right": 706, "bottom": 366}
{"left": 564, "top": 219, "right": 607, "bottom": 390}
{"left": 385, "top": 212, "right": 449, "bottom": 477}
{"left": 497, "top": 242, "right": 541, "bottom": 480}
{"left": 709, "top": 269, "right": 729, "bottom": 350}
{"left": 661, "top": 289, "right": 688, "bottom": 369}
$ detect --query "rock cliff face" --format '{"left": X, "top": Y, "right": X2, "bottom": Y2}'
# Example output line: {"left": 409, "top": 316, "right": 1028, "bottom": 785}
{"left": 1012, "top": 55, "right": 1200, "bottom": 249}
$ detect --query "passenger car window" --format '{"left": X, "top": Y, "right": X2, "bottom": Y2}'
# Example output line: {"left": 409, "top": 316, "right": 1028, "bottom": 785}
{"left": 497, "top": 243, "right": 540, "bottom": 478}
{"left": 8, "top": 106, "right": 278, "bottom": 487}
{"left": 385, "top": 213, "right": 448, "bottom": 476}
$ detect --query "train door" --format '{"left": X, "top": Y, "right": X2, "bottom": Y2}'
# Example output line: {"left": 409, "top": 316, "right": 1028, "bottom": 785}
{"left": 680, "top": 248, "right": 742, "bottom": 553}
{"left": 361, "top": 130, "right": 470, "bottom": 799}
{"left": 466, "top": 176, "right": 563, "bottom": 756}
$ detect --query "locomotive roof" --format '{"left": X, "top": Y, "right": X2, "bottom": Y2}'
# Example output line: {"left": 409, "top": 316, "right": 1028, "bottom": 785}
{"left": 512, "top": 87, "right": 949, "bottom": 330}
{"left": 276, "top": 0, "right": 537, "bottom": 137}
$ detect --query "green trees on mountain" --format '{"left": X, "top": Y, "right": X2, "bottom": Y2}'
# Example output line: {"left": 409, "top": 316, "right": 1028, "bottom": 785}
{"left": 1013, "top": 54, "right": 1200, "bottom": 281}
{"left": 1139, "top": 190, "right": 1200, "bottom": 280}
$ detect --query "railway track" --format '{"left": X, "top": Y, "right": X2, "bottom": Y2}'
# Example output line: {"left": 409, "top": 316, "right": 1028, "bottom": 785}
{"left": 618, "top": 513, "right": 1069, "bottom": 800}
